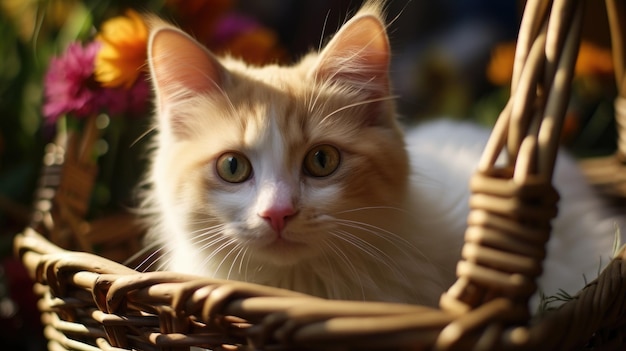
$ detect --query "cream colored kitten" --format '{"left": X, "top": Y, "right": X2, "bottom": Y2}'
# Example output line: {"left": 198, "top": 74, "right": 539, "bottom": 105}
{"left": 142, "top": 1, "right": 624, "bottom": 308}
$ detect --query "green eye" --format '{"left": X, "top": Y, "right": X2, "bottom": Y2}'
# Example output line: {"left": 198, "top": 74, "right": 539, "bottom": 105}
{"left": 304, "top": 144, "right": 341, "bottom": 177}
{"left": 216, "top": 152, "right": 252, "bottom": 183}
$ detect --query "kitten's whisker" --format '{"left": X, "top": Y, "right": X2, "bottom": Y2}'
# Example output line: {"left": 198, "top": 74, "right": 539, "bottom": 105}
{"left": 132, "top": 244, "right": 166, "bottom": 272}
{"left": 333, "top": 229, "right": 412, "bottom": 289}
{"left": 206, "top": 238, "right": 240, "bottom": 277}
{"left": 323, "top": 240, "right": 366, "bottom": 300}
{"left": 243, "top": 246, "right": 253, "bottom": 281}
{"left": 193, "top": 236, "right": 225, "bottom": 253}
{"left": 226, "top": 243, "right": 247, "bottom": 280}
{"left": 309, "top": 81, "right": 328, "bottom": 115}
{"left": 337, "top": 220, "right": 440, "bottom": 280}
{"left": 318, "top": 9, "right": 332, "bottom": 54}
{"left": 305, "top": 90, "right": 314, "bottom": 113}
{"left": 334, "top": 218, "right": 417, "bottom": 250}
{"left": 319, "top": 95, "right": 399, "bottom": 125}
{"left": 331, "top": 229, "right": 403, "bottom": 280}
{"left": 333, "top": 206, "right": 409, "bottom": 215}
{"left": 138, "top": 237, "right": 189, "bottom": 273}
{"left": 139, "top": 244, "right": 175, "bottom": 273}
{"left": 197, "top": 235, "right": 230, "bottom": 255}
{"left": 125, "top": 237, "right": 165, "bottom": 267}
{"left": 142, "top": 224, "right": 230, "bottom": 275}
{"left": 334, "top": 218, "right": 434, "bottom": 271}
{"left": 185, "top": 217, "right": 226, "bottom": 227}
{"left": 154, "top": 258, "right": 173, "bottom": 272}
{"left": 318, "top": 241, "right": 338, "bottom": 298}
{"left": 142, "top": 249, "right": 168, "bottom": 272}
{"left": 208, "top": 79, "right": 240, "bottom": 125}
{"left": 238, "top": 246, "right": 250, "bottom": 277}
{"left": 151, "top": 224, "right": 228, "bottom": 272}
{"left": 307, "top": 7, "right": 335, "bottom": 114}
{"left": 187, "top": 224, "right": 226, "bottom": 240}
{"left": 385, "top": 1, "right": 410, "bottom": 32}
{"left": 131, "top": 126, "right": 157, "bottom": 148}
{"left": 186, "top": 232, "right": 225, "bottom": 255}
{"left": 185, "top": 222, "right": 225, "bottom": 236}
{"left": 198, "top": 235, "right": 236, "bottom": 267}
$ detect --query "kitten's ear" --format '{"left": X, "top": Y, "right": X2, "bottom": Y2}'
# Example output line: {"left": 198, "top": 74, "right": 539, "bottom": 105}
{"left": 148, "top": 22, "right": 226, "bottom": 114}
{"left": 311, "top": 10, "right": 390, "bottom": 99}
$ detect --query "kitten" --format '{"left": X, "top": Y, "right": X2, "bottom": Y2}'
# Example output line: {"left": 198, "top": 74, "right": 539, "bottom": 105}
{"left": 141, "top": 0, "right": 625, "bottom": 308}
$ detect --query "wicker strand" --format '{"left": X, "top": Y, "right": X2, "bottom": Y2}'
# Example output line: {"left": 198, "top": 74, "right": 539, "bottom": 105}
{"left": 608, "top": 0, "right": 626, "bottom": 159}
{"left": 606, "top": 0, "right": 626, "bottom": 95}
{"left": 617, "top": 97, "right": 626, "bottom": 160}
{"left": 536, "top": 0, "right": 583, "bottom": 180}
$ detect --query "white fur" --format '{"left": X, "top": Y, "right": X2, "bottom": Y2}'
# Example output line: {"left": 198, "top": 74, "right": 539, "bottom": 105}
{"left": 404, "top": 120, "right": 625, "bottom": 308}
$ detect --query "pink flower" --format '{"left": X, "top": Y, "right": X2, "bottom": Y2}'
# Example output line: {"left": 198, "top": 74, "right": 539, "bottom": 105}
{"left": 43, "top": 41, "right": 150, "bottom": 124}
{"left": 43, "top": 41, "right": 104, "bottom": 123}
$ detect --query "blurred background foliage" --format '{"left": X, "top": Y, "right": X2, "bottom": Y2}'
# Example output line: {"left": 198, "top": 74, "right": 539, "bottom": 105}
{"left": 0, "top": 0, "right": 620, "bottom": 350}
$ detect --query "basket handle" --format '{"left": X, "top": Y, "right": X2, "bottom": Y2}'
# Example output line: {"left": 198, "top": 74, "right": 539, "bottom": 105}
{"left": 30, "top": 116, "right": 100, "bottom": 250}
{"left": 440, "top": 0, "right": 583, "bottom": 320}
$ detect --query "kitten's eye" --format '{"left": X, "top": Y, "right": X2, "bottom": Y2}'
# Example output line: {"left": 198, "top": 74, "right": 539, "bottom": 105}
{"left": 303, "top": 144, "right": 341, "bottom": 177}
{"left": 216, "top": 152, "right": 252, "bottom": 183}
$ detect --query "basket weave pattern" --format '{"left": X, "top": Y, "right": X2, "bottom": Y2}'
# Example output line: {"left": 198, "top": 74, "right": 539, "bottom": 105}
{"left": 14, "top": 0, "right": 626, "bottom": 349}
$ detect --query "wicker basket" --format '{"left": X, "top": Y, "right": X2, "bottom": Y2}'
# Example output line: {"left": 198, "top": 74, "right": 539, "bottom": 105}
{"left": 14, "top": 0, "right": 626, "bottom": 350}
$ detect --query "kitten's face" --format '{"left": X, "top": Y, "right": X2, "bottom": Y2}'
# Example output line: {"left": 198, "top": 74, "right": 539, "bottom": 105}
{"left": 148, "top": 7, "right": 409, "bottom": 267}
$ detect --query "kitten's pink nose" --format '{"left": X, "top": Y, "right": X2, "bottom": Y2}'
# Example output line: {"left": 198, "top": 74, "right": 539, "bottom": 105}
{"left": 259, "top": 206, "right": 296, "bottom": 233}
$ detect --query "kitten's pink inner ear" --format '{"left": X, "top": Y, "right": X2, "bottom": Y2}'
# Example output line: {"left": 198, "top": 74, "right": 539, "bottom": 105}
{"left": 314, "top": 15, "right": 390, "bottom": 91}
{"left": 149, "top": 27, "right": 223, "bottom": 102}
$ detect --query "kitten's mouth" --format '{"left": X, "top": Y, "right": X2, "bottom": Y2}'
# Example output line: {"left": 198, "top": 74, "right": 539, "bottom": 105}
{"left": 266, "top": 237, "right": 307, "bottom": 250}
{"left": 258, "top": 238, "right": 312, "bottom": 266}
{"left": 256, "top": 236, "right": 311, "bottom": 262}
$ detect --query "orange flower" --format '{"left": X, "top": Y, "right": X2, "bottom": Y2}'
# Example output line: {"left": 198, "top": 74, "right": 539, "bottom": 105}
{"left": 487, "top": 41, "right": 614, "bottom": 86}
{"left": 575, "top": 41, "right": 613, "bottom": 77}
{"left": 222, "top": 29, "right": 286, "bottom": 65}
{"left": 486, "top": 42, "right": 516, "bottom": 86}
{"left": 211, "top": 15, "right": 287, "bottom": 65}
{"left": 94, "top": 9, "right": 148, "bottom": 89}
